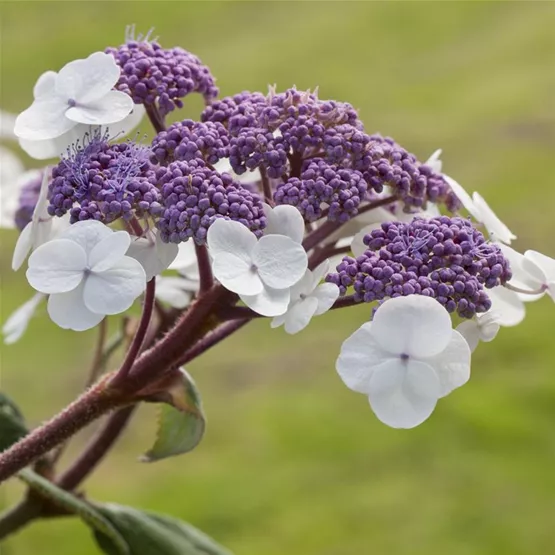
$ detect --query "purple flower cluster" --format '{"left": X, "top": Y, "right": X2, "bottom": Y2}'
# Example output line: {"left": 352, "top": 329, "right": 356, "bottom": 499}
{"left": 274, "top": 159, "right": 366, "bottom": 222}
{"left": 202, "top": 87, "right": 460, "bottom": 222}
{"left": 156, "top": 160, "right": 266, "bottom": 244}
{"left": 151, "top": 120, "right": 229, "bottom": 166}
{"left": 14, "top": 171, "right": 43, "bottom": 231}
{"left": 326, "top": 216, "right": 511, "bottom": 318}
{"left": 106, "top": 39, "right": 218, "bottom": 116}
{"left": 49, "top": 135, "right": 162, "bottom": 224}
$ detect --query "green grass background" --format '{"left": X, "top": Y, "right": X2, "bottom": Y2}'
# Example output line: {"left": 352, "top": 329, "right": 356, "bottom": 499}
{"left": 1, "top": 1, "right": 555, "bottom": 554}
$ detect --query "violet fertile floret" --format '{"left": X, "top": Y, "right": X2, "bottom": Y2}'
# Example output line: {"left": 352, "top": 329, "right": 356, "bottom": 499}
{"left": 106, "top": 34, "right": 218, "bottom": 116}
{"left": 49, "top": 134, "right": 162, "bottom": 224}
{"left": 14, "top": 171, "right": 44, "bottom": 231}
{"left": 156, "top": 160, "right": 266, "bottom": 244}
{"left": 151, "top": 120, "right": 230, "bottom": 166}
{"left": 326, "top": 216, "right": 511, "bottom": 318}
{"left": 274, "top": 159, "right": 367, "bottom": 223}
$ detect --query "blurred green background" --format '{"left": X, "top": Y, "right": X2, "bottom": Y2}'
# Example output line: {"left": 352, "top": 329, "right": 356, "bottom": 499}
{"left": 1, "top": 1, "right": 555, "bottom": 554}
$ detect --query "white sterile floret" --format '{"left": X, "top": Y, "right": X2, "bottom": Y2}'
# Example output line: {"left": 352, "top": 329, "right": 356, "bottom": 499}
{"left": 271, "top": 260, "right": 340, "bottom": 334}
{"left": 213, "top": 158, "right": 262, "bottom": 186}
{"left": 26, "top": 220, "right": 146, "bottom": 331}
{"left": 456, "top": 312, "right": 500, "bottom": 353}
{"left": 2, "top": 293, "right": 46, "bottom": 344}
{"left": 207, "top": 218, "right": 308, "bottom": 317}
{"left": 262, "top": 202, "right": 305, "bottom": 243}
{"left": 14, "top": 52, "right": 133, "bottom": 143}
{"left": 0, "top": 146, "right": 25, "bottom": 229}
{"left": 155, "top": 275, "right": 198, "bottom": 309}
{"left": 19, "top": 105, "right": 144, "bottom": 161}
{"left": 12, "top": 170, "right": 70, "bottom": 270}
{"left": 127, "top": 229, "right": 179, "bottom": 281}
{"left": 336, "top": 295, "right": 471, "bottom": 429}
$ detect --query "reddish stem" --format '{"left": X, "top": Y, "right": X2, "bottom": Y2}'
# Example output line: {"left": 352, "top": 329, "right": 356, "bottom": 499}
{"left": 195, "top": 243, "right": 214, "bottom": 294}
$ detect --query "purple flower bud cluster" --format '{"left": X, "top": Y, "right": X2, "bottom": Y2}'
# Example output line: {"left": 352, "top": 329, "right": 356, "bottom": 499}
{"left": 274, "top": 159, "right": 366, "bottom": 223}
{"left": 355, "top": 134, "right": 460, "bottom": 211}
{"left": 49, "top": 135, "right": 162, "bottom": 224}
{"left": 14, "top": 171, "right": 43, "bottom": 231}
{"left": 106, "top": 39, "right": 218, "bottom": 116}
{"left": 155, "top": 160, "right": 266, "bottom": 244}
{"left": 326, "top": 216, "right": 511, "bottom": 318}
{"left": 151, "top": 120, "right": 230, "bottom": 166}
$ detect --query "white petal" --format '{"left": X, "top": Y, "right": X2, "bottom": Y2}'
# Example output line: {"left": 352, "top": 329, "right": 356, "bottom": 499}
{"left": 27, "top": 239, "right": 86, "bottom": 293}
{"left": 33, "top": 71, "right": 57, "bottom": 99}
{"left": 207, "top": 218, "right": 257, "bottom": 257}
{"left": 312, "top": 282, "right": 340, "bottom": 316}
{"left": 240, "top": 286, "right": 291, "bottom": 317}
{"left": 127, "top": 234, "right": 178, "bottom": 281}
{"left": 372, "top": 295, "right": 453, "bottom": 358}
{"left": 12, "top": 223, "right": 33, "bottom": 271}
{"left": 47, "top": 283, "right": 105, "bottom": 331}
{"left": 14, "top": 98, "right": 75, "bottom": 141}
{"left": 424, "top": 149, "right": 443, "bottom": 173}
{"left": 283, "top": 297, "right": 319, "bottom": 334}
{"left": 456, "top": 320, "right": 481, "bottom": 353}
{"left": 19, "top": 126, "right": 84, "bottom": 160}
{"left": 155, "top": 277, "right": 194, "bottom": 309}
{"left": 212, "top": 252, "right": 262, "bottom": 296}
{"left": 60, "top": 220, "right": 113, "bottom": 254}
{"left": 498, "top": 244, "right": 541, "bottom": 292}
{"left": 425, "top": 330, "right": 471, "bottom": 397}
{"left": 88, "top": 231, "right": 131, "bottom": 272}
{"left": 65, "top": 91, "right": 133, "bottom": 125}
{"left": 102, "top": 104, "right": 145, "bottom": 137}
{"left": 83, "top": 257, "right": 146, "bottom": 315}
{"left": 336, "top": 322, "right": 390, "bottom": 394}
{"left": 486, "top": 286, "right": 526, "bottom": 327}
{"left": 472, "top": 193, "right": 516, "bottom": 244}
{"left": 524, "top": 250, "right": 555, "bottom": 282}
{"left": 368, "top": 359, "right": 440, "bottom": 429}
{"left": 56, "top": 52, "right": 120, "bottom": 103}
{"left": 2, "top": 293, "right": 45, "bottom": 344}
{"left": 252, "top": 235, "right": 308, "bottom": 289}
{"left": 476, "top": 313, "right": 500, "bottom": 343}
{"left": 289, "top": 268, "right": 314, "bottom": 300}
{"left": 168, "top": 240, "right": 198, "bottom": 272}
{"left": 0, "top": 111, "right": 17, "bottom": 139}
{"left": 213, "top": 158, "right": 261, "bottom": 185}
{"left": 263, "top": 203, "right": 305, "bottom": 243}
{"left": 443, "top": 175, "right": 480, "bottom": 220}
{"left": 270, "top": 313, "right": 287, "bottom": 329}
{"left": 311, "top": 259, "right": 330, "bottom": 287}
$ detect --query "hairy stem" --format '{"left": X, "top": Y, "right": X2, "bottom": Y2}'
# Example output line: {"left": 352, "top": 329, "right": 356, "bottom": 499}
{"left": 144, "top": 103, "right": 166, "bottom": 133}
{"left": 56, "top": 407, "right": 135, "bottom": 491}
{"left": 110, "top": 279, "right": 156, "bottom": 389}
{"left": 0, "top": 500, "right": 42, "bottom": 541}
{"left": 0, "top": 384, "right": 118, "bottom": 484}
{"left": 195, "top": 243, "right": 214, "bottom": 294}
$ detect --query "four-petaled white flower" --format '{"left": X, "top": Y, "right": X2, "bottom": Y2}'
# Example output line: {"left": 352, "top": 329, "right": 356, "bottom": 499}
{"left": 207, "top": 218, "right": 308, "bottom": 317}
{"left": 262, "top": 202, "right": 305, "bottom": 243}
{"left": 14, "top": 52, "right": 133, "bottom": 144}
{"left": 26, "top": 220, "right": 146, "bottom": 331}
{"left": 336, "top": 295, "right": 471, "bottom": 429}
{"left": 271, "top": 260, "right": 339, "bottom": 334}
{"left": 12, "top": 170, "right": 70, "bottom": 270}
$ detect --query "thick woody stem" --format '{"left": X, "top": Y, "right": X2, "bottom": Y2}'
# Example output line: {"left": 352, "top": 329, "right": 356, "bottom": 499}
{"left": 0, "top": 384, "right": 118, "bottom": 484}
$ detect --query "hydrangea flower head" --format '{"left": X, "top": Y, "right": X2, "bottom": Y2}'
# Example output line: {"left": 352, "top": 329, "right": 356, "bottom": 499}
{"left": 49, "top": 131, "right": 162, "bottom": 224}
{"left": 336, "top": 294, "right": 471, "bottom": 428}
{"left": 327, "top": 216, "right": 511, "bottom": 318}
{"left": 106, "top": 27, "right": 218, "bottom": 116}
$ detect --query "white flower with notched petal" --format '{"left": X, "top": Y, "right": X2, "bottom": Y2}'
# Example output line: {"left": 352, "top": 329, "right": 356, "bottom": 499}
{"left": 26, "top": 220, "right": 146, "bottom": 331}
{"left": 336, "top": 295, "right": 471, "bottom": 429}
{"left": 262, "top": 203, "right": 305, "bottom": 243}
{"left": 271, "top": 260, "right": 339, "bottom": 334}
{"left": 14, "top": 52, "right": 133, "bottom": 143}
{"left": 207, "top": 218, "right": 308, "bottom": 317}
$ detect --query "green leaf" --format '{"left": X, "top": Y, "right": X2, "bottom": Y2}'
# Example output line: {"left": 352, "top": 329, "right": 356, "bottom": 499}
{"left": 141, "top": 369, "right": 205, "bottom": 462}
{"left": 93, "top": 503, "right": 233, "bottom": 555}
{"left": 18, "top": 469, "right": 129, "bottom": 555}
{"left": 0, "top": 392, "right": 28, "bottom": 451}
